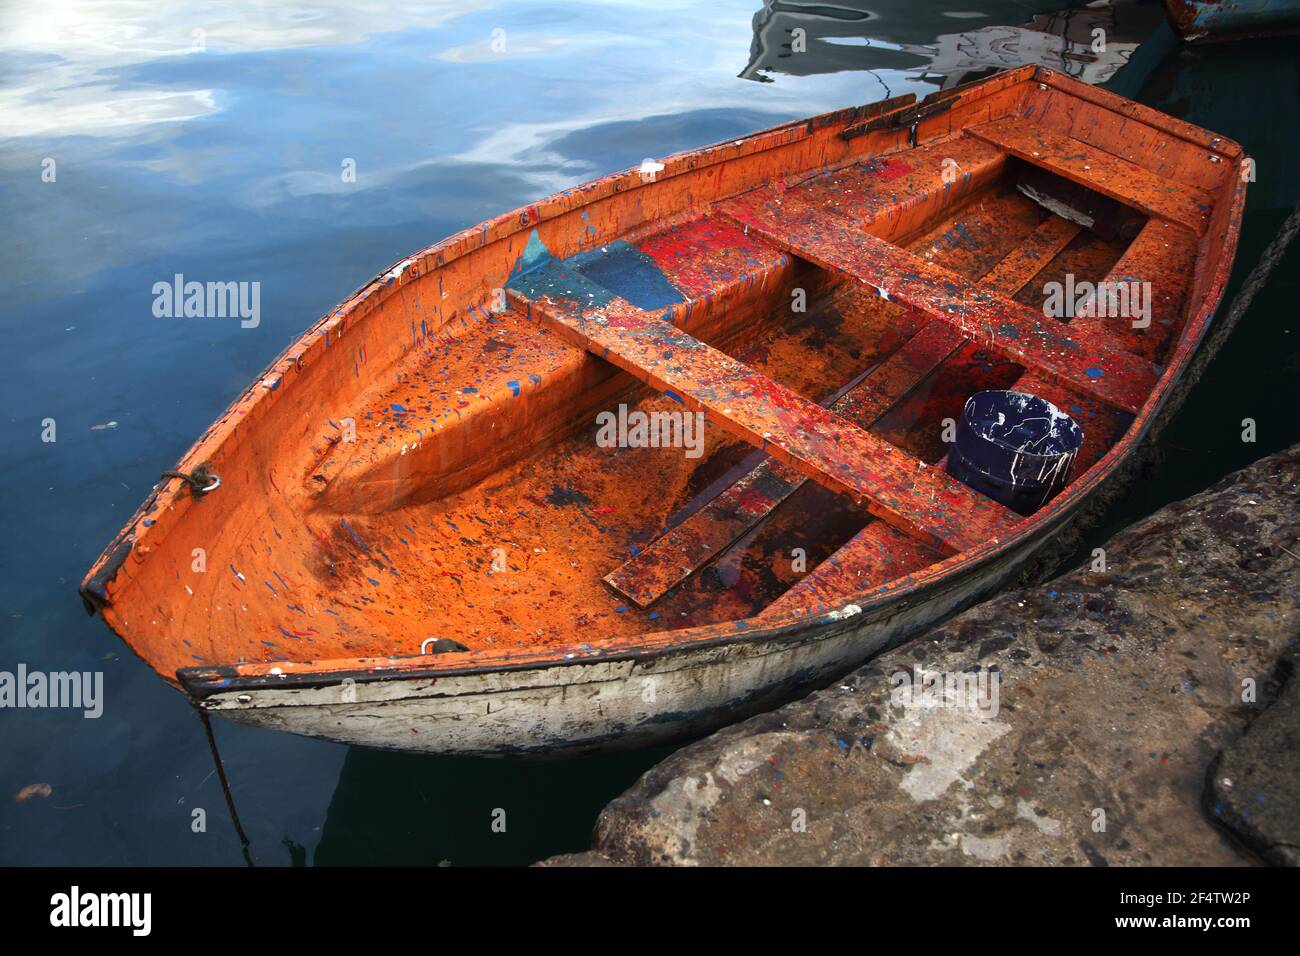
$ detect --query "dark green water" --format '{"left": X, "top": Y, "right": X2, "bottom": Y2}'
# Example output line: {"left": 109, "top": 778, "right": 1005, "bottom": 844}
{"left": 1, "top": 1, "right": 1296, "bottom": 865}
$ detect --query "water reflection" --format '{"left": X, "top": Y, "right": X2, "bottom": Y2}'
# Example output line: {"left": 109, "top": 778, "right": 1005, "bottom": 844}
{"left": 313, "top": 743, "right": 682, "bottom": 866}
{"left": 741, "top": 0, "right": 1166, "bottom": 89}
{"left": 0, "top": 1, "right": 496, "bottom": 137}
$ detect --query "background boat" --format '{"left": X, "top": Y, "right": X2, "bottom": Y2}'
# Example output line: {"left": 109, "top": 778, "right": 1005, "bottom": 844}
{"left": 1164, "top": 0, "right": 1300, "bottom": 41}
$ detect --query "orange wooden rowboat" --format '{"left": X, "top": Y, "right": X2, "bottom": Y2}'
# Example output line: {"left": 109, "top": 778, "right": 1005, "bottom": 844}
{"left": 81, "top": 66, "right": 1246, "bottom": 755}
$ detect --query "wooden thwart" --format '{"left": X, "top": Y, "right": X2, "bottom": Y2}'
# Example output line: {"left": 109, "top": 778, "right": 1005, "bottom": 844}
{"left": 511, "top": 289, "right": 1022, "bottom": 556}
{"left": 966, "top": 117, "right": 1213, "bottom": 235}
{"left": 605, "top": 360, "right": 898, "bottom": 607}
{"left": 607, "top": 215, "right": 1081, "bottom": 607}
{"left": 720, "top": 187, "right": 1158, "bottom": 415}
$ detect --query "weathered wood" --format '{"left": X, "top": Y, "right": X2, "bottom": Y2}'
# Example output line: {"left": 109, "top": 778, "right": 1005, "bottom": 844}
{"left": 604, "top": 323, "right": 968, "bottom": 606}
{"left": 980, "top": 215, "right": 1081, "bottom": 290}
{"left": 766, "top": 218, "right": 1085, "bottom": 614}
{"left": 1073, "top": 217, "right": 1199, "bottom": 361}
{"left": 966, "top": 117, "right": 1214, "bottom": 235}
{"left": 763, "top": 520, "right": 945, "bottom": 615}
{"left": 512, "top": 286, "right": 1021, "bottom": 555}
{"left": 607, "top": 216, "right": 1082, "bottom": 607}
{"left": 720, "top": 187, "right": 1158, "bottom": 414}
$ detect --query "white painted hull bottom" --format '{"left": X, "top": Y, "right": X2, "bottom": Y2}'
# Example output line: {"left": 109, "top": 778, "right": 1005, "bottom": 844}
{"left": 198, "top": 531, "right": 1049, "bottom": 757}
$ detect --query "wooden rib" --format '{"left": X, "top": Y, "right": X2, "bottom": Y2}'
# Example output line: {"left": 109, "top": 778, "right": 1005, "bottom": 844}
{"left": 510, "top": 287, "right": 1022, "bottom": 555}
{"left": 965, "top": 116, "right": 1213, "bottom": 235}
{"left": 720, "top": 187, "right": 1157, "bottom": 415}
{"left": 606, "top": 215, "right": 1081, "bottom": 606}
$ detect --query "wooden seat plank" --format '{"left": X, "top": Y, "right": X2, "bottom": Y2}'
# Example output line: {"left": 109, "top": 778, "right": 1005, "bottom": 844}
{"left": 510, "top": 285, "right": 1022, "bottom": 556}
{"left": 719, "top": 187, "right": 1157, "bottom": 415}
{"left": 966, "top": 116, "right": 1213, "bottom": 235}
{"left": 605, "top": 216, "right": 1079, "bottom": 606}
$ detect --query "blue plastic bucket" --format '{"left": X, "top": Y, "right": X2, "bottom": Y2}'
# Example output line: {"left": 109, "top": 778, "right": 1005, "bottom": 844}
{"left": 946, "top": 390, "right": 1084, "bottom": 516}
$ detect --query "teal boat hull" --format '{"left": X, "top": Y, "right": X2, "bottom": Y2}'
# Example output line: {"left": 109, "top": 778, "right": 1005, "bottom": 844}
{"left": 1166, "top": 0, "right": 1300, "bottom": 40}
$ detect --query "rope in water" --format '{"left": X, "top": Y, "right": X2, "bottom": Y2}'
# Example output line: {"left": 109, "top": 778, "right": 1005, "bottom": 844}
{"left": 194, "top": 704, "right": 257, "bottom": 867}
{"left": 1216, "top": 198, "right": 1300, "bottom": 337}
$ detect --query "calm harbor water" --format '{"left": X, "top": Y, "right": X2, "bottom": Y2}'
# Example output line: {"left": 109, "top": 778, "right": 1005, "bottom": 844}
{"left": 1, "top": 1, "right": 1297, "bottom": 866}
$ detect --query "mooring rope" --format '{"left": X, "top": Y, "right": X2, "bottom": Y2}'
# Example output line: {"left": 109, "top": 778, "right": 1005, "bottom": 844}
{"left": 1218, "top": 198, "right": 1300, "bottom": 336}
{"left": 1168, "top": 194, "right": 1300, "bottom": 415}
{"left": 161, "top": 464, "right": 221, "bottom": 498}
{"left": 194, "top": 704, "right": 257, "bottom": 867}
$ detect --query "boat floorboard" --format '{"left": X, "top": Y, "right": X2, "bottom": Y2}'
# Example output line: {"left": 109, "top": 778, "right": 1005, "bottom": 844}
{"left": 511, "top": 278, "right": 1022, "bottom": 556}
{"left": 1074, "top": 217, "right": 1200, "bottom": 361}
{"left": 607, "top": 214, "right": 1081, "bottom": 607}
{"left": 718, "top": 186, "right": 1158, "bottom": 414}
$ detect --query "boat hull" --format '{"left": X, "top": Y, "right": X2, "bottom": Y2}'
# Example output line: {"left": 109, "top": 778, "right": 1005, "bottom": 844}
{"left": 193, "top": 525, "right": 1053, "bottom": 756}
{"left": 1165, "top": 0, "right": 1300, "bottom": 40}
{"left": 87, "top": 65, "right": 1247, "bottom": 758}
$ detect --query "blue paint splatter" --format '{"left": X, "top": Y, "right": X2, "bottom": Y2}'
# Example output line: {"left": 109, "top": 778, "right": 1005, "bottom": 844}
{"left": 573, "top": 240, "right": 684, "bottom": 310}
{"left": 340, "top": 518, "right": 370, "bottom": 552}
{"left": 510, "top": 228, "right": 554, "bottom": 279}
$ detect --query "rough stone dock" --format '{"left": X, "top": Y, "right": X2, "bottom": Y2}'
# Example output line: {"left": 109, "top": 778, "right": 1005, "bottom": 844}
{"left": 545, "top": 444, "right": 1300, "bottom": 866}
